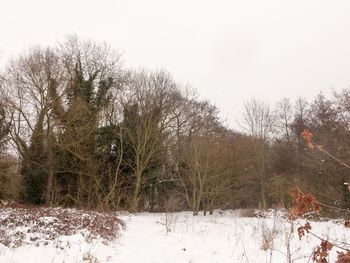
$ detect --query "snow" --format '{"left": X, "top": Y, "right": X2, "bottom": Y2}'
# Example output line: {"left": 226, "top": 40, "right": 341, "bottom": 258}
{"left": 1, "top": 208, "right": 349, "bottom": 262}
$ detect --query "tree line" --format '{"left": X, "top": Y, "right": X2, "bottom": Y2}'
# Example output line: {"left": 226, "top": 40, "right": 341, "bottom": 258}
{"left": 0, "top": 36, "right": 349, "bottom": 214}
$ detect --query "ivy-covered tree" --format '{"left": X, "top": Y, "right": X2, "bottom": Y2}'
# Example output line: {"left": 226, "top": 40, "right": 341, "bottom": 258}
{"left": 55, "top": 57, "right": 117, "bottom": 208}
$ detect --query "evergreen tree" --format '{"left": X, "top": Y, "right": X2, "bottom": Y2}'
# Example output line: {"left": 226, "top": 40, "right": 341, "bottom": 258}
{"left": 20, "top": 111, "right": 47, "bottom": 204}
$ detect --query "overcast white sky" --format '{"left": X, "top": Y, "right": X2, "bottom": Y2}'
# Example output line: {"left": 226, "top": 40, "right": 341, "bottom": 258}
{"left": 1, "top": 0, "right": 350, "bottom": 128}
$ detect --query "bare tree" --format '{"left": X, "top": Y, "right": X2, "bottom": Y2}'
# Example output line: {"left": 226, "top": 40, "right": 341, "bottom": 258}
{"left": 2, "top": 47, "right": 64, "bottom": 204}
{"left": 242, "top": 98, "right": 275, "bottom": 209}
{"left": 172, "top": 96, "right": 234, "bottom": 215}
{"left": 178, "top": 132, "right": 239, "bottom": 215}
{"left": 275, "top": 98, "right": 293, "bottom": 143}
{"left": 120, "top": 70, "right": 181, "bottom": 211}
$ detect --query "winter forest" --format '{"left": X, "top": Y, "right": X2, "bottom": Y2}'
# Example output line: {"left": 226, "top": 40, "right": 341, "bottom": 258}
{"left": 0, "top": 36, "right": 349, "bottom": 216}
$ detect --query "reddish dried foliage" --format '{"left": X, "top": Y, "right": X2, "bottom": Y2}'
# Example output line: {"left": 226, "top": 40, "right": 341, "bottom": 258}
{"left": 337, "top": 251, "right": 350, "bottom": 263}
{"left": 301, "top": 129, "right": 325, "bottom": 151}
{"left": 290, "top": 187, "right": 322, "bottom": 217}
{"left": 313, "top": 241, "right": 334, "bottom": 263}
{"left": 302, "top": 129, "right": 315, "bottom": 149}
{"left": 297, "top": 222, "right": 311, "bottom": 240}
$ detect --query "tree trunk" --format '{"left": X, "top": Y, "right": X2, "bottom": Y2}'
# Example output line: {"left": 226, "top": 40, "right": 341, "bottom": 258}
{"left": 130, "top": 170, "right": 141, "bottom": 212}
{"left": 260, "top": 175, "right": 267, "bottom": 210}
{"left": 45, "top": 133, "right": 54, "bottom": 206}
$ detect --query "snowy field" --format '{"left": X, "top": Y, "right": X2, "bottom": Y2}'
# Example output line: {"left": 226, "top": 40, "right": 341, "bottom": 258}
{"left": 0, "top": 207, "right": 349, "bottom": 263}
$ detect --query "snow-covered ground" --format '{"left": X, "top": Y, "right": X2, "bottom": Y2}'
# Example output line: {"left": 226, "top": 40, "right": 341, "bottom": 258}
{"left": 1, "top": 208, "right": 349, "bottom": 262}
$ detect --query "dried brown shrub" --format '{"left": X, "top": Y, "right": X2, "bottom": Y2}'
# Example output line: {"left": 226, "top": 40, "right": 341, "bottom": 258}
{"left": 0, "top": 206, "right": 125, "bottom": 248}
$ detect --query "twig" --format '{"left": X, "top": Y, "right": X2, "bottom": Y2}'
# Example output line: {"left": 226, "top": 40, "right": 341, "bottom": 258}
{"left": 307, "top": 230, "right": 350, "bottom": 252}
{"left": 241, "top": 236, "right": 250, "bottom": 263}
{"left": 317, "top": 146, "right": 350, "bottom": 170}
{"left": 318, "top": 202, "right": 350, "bottom": 214}
{"left": 307, "top": 248, "right": 315, "bottom": 263}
